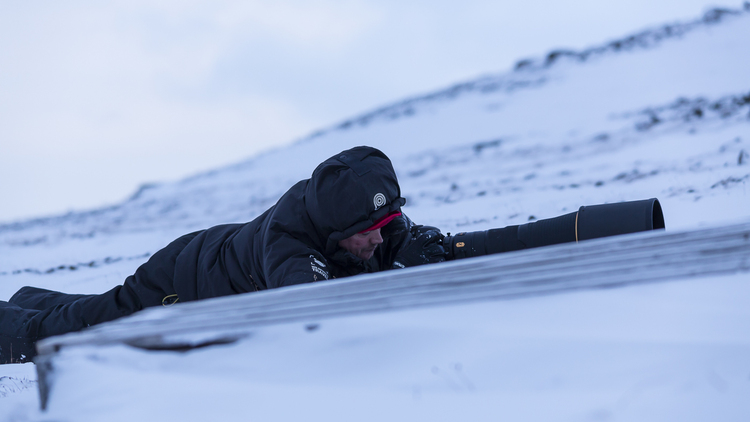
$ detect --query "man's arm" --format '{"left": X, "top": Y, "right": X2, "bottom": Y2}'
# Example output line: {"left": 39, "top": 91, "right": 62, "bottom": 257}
{"left": 262, "top": 233, "right": 333, "bottom": 289}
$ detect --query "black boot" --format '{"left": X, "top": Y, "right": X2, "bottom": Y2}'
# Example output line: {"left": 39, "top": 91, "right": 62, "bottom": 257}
{"left": 0, "top": 284, "right": 142, "bottom": 364}
{"left": 0, "top": 301, "right": 41, "bottom": 364}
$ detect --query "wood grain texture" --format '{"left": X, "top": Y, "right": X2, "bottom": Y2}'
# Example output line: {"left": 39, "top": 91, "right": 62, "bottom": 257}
{"left": 36, "top": 221, "right": 750, "bottom": 356}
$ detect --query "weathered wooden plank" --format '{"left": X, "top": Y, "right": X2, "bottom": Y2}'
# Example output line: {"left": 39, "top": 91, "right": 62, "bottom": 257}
{"left": 36, "top": 221, "right": 750, "bottom": 355}
{"left": 32, "top": 221, "right": 750, "bottom": 410}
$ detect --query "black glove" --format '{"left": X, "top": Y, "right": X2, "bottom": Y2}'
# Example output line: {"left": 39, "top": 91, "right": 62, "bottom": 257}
{"left": 392, "top": 225, "right": 447, "bottom": 269}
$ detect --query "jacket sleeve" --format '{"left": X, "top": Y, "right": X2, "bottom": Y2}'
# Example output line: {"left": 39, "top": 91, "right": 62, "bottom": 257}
{"left": 262, "top": 232, "right": 332, "bottom": 289}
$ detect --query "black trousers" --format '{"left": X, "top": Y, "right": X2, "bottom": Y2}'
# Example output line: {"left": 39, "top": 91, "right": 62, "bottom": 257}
{"left": 0, "top": 232, "right": 198, "bottom": 364}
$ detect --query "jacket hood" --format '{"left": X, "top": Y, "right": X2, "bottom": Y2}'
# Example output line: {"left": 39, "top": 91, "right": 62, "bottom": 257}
{"left": 304, "top": 146, "right": 405, "bottom": 255}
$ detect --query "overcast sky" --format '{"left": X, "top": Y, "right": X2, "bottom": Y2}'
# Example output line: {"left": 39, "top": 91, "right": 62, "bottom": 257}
{"left": 0, "top": 0, "right": 730, "bottom": 222}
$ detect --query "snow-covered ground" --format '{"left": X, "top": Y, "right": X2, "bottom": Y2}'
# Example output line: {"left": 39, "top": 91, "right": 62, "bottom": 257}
{"left": 33, "top": 272, "right": 750, "bottom": 421}
{"left": 1, "top": 6, "right": 749, "bottom": 421}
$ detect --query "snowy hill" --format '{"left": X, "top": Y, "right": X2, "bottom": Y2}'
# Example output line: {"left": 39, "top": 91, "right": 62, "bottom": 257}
{"left": 1, "top": 6, "right": 750, "bottom": 421}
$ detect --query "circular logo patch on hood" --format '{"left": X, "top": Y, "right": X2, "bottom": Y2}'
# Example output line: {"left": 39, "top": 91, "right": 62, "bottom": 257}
{"left": 373, "top": 193, "right": 386, "bottom": 210}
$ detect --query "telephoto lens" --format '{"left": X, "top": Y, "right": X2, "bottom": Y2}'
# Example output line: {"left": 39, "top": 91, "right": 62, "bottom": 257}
{"left": 443, "top": 198, "right": 664, "bottom": 260}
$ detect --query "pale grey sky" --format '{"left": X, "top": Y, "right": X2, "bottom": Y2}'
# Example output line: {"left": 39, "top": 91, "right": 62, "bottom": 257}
{"left": 0, "top": 0, "right": 729, "bottom": 222}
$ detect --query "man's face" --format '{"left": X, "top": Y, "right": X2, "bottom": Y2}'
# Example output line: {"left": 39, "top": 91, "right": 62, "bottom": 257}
{"left": 338, "top": 229, "right": 384, "bottom": 261}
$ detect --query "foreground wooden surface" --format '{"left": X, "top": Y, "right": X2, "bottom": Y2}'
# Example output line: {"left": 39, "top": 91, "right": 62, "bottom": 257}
{"left": 37, "top": 221, "right": 750, "bottom": 354}
{"left": 34, "top": 221, "right": 750, "bottom": 409}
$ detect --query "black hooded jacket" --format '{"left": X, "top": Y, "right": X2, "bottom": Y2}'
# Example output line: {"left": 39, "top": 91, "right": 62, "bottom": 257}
{"left": 167, "top": 146, "right": 410, "bottom": 303}
{"left": 0, "top": 146, "right": 414, "bottom": 364}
